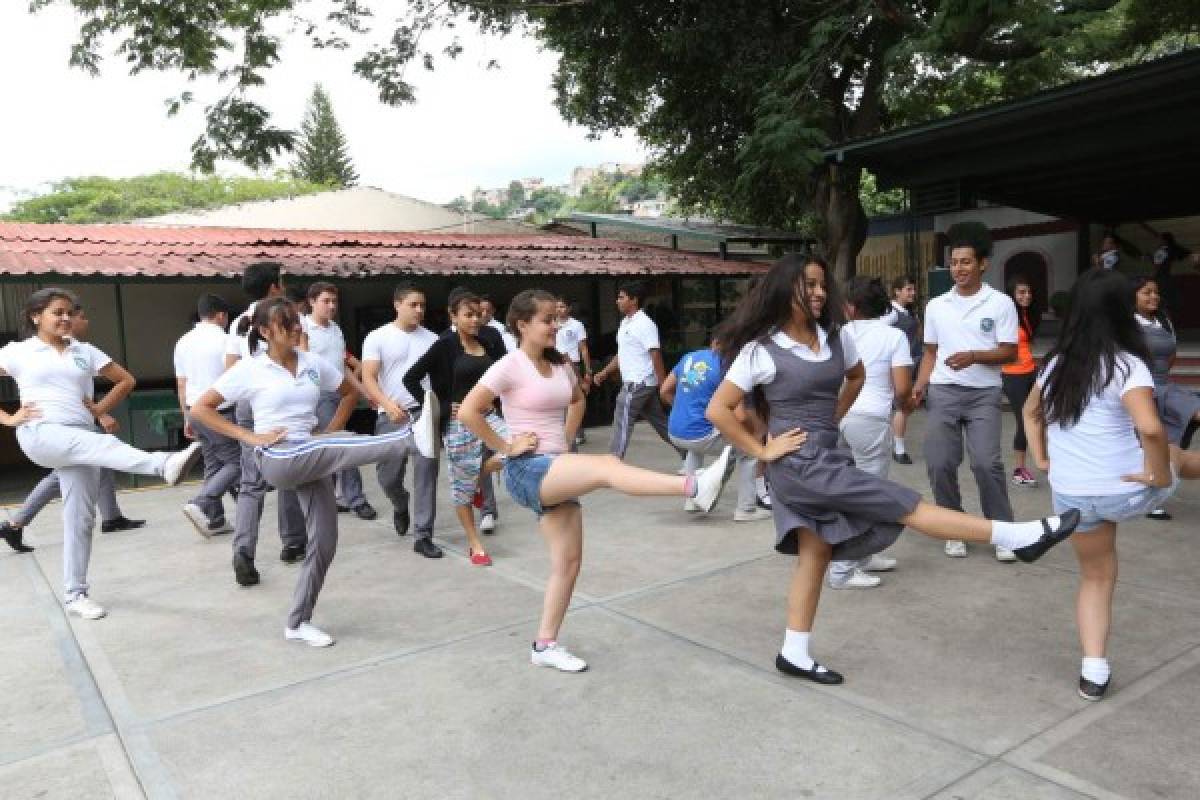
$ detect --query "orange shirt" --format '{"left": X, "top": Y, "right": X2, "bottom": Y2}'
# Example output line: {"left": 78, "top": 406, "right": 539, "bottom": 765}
{"left": 1003, "top": 318, "right": 1035, "bottom": 375}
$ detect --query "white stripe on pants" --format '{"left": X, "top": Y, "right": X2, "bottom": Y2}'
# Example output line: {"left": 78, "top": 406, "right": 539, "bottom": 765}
{"left": 828, "top": 413, "right": 893, "bottom": 584}
{"left": 668, "top": 430, "right": 758, "bottom": 511}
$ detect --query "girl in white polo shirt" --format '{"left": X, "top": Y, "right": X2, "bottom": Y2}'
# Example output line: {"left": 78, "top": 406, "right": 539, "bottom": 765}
{"left": 0, "top": 289, "right": 201, "bottom": 620}
{"left": 1023, "top": 268, "right": 1200, "bottom": 701}
{"left": 189, "top": 297, "right": 414, "bottom": 647}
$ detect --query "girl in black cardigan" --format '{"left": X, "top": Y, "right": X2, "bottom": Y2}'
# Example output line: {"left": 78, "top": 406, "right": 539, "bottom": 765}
{"left": 404, "top": 289, "right": 508, "bottom": 565}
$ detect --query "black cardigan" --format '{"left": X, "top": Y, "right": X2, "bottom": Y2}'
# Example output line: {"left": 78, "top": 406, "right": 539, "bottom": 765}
{"left": 403, "top": 330, "right": 507, "bottom": 433}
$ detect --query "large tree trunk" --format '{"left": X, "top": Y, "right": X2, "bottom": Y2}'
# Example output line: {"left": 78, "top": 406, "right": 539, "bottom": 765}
{"left": 812, "top": 163, "right": 868, "bottom": 282}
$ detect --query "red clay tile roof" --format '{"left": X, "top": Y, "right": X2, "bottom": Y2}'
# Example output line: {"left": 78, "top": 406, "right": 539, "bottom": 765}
{"left": 0, "top": 224, "right": 768, "bottom": 279}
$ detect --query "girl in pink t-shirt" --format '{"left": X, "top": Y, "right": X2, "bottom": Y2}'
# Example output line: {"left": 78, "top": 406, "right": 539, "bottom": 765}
{"left": 460, "top": 289, "right": 732, "bottom": 673}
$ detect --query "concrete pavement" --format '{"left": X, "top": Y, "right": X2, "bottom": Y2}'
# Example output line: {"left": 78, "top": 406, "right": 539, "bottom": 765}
{"left": 2, "top": 415, "right": 1198, "bottom": 799}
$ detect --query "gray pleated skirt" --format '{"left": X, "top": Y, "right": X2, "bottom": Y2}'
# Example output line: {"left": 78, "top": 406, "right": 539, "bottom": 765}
{"left": 1157, "top": 384, "right": 1200, "bottom": 444}
{"left": 766, "top": 431, "right": 921, "bottom": 561}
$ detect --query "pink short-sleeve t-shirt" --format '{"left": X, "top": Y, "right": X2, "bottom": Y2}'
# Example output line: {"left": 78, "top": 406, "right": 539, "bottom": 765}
{"left": 479, "top": 350, "right": 575, "bottom": 455}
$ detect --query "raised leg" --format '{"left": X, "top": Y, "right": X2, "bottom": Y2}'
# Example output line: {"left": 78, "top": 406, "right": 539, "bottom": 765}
{"left": 538, "top": 453, "right": 687, "bottom": 508}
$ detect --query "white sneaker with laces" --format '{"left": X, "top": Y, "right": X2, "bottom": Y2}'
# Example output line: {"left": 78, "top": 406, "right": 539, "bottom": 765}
{"left": 733, "top": 507, "right": 773, "bottom": 522}
{"left": 944, "top": 540, "right": 968, "bottom": 558}
{"left": 66, "top": 594, "right": 107, "bottom": 620}
{"left": 412, "top": 390, "right": 439, "bottom": 459}
{"left": 863, "top": 553, "right": 897, "bottom": 572}
{"left": 683, "top": 497, "right": 701, "bottom": 512}
{"left": 994, "top": 546, "right": 1017, "bottom": 562}
{"left": 693, "top": 446, "right": 732, "bottom": 513}
{"left": 162, "top": 441, "right": 203, "bottom": 486}
{"left": 479, "top": 513, "right": 496, "bottom": 532}
{"left": 531, "top": 642, "right": 588, "bottom": 672}
{"left": 285, "top": 622, "right": 335, "bottom": 647}
{"left": 829, "top": 569, "right": 881, "bottom": 589}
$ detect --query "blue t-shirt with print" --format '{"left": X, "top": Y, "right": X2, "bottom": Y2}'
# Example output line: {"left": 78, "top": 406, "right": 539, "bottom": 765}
{"left": 668, "top": 349, "right": 722, "bottom": 440}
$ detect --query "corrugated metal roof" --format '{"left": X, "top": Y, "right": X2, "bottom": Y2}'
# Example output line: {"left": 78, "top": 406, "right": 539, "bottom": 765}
{"left": 0, "top": 223, "right": 767, "bottom": 279}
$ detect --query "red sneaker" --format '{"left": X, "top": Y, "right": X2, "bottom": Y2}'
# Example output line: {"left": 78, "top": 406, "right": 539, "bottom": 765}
{"left": 470, "top": 550, "right": 493, "bottom": 567}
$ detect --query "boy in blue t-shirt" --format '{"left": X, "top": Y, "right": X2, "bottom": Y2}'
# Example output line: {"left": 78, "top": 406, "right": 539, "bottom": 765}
{"left": 660, "top": 343, "right": 769, "bottom": 521}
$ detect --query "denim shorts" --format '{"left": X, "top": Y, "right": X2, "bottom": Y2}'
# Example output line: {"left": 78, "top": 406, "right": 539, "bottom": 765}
{"left": 503, "top": 453, "right": 575, "bottom": 516}
{"left": 1052, "top": 479, "right": 1179, "bottom": 532}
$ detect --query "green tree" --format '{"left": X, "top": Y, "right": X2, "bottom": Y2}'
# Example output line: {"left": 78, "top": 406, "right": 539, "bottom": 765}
{"left": 3, "top": 172, "right": 325, "bottom": 224}
{"left": 859, "top": 172, "right": 906, "bottom": 218}
{"left": 507, "top": 180, "right": 527, "bottom": 207}
{"left": 292, "top": 84, "right": 359, "bottom": 187}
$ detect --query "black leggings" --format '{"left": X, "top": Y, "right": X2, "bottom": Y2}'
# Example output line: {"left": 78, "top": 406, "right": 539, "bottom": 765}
{"left": 1001, "top": 371, "right": 1037, "bottom": 452}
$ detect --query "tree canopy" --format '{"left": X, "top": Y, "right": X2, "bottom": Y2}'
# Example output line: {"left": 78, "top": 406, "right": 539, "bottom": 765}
{"left": 292, "top": 84, "right": 359, "bottom": 187}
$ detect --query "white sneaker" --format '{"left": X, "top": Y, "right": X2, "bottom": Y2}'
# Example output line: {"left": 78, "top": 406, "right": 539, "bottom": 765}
{"left": 994, "top": 546, "right": 1017, "bottom": 563}
{"left": 65, "top": 594, "right": 107, "bottom": 620}
{"left": 412, "top": 390, "right": 439, "bottom": 459}
{"left": 479, "top": 513, "right": 496, "bottom": 533}
{"left": 182, "top": 503, "right": 213, "bottom": 538}
{"left": 733, "top": 507, "right": 773, "bottom": 522}
{"left": 944, "top": 540, "right": 968, "bottom": 558}
{"left": 683, "top": 498, "right": 701, "bottom": 512}
{"left": 829, "top": 569, "right": 881, "bottom": 589}
{"left": 162, "top": 441, "right": 203, "bottom": 486}
{"left": 530, "top": 642, "right": 588, "bottom": 672}
{"left": 693, "top": 446, "right": 732, "bottom": 513}
{"left": 285, "top": 622, "right": 335, "bottom": 647}
{"left": 863, "top": 553, "right": 897, "bottom": 572}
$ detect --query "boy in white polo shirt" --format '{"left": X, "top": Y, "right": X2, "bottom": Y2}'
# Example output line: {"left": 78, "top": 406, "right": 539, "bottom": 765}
{"left": 301, "top": 281, "right": 375, "bottom": 521}
{"left": 555, "top": 297, "right": 592, "bottom": 446}
{"left": 911, "top": 222, "right": 1018, "bottom": 560}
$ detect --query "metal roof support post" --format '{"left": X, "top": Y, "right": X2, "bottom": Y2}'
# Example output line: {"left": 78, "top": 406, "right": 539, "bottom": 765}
{"left": 590, "top": 221, "right": 598, "bottom": 238}
{"left": 718, "top": 241, "right": 728, "bottom": 260}
{"left": 670, "top": 234, "right": 678, "bottom": 250}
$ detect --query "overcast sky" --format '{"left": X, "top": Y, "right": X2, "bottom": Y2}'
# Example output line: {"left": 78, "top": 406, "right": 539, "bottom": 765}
{"left": 0, "top": 4, "right": 647, "bottom": 209}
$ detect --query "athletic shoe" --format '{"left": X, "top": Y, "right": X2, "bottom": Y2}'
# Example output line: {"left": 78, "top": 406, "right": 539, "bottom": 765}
{"left": 774, "top": 653, "right": 843, "bottom": 685}
{"left": 280, "top": 545, "right": 305, "bottom": 564}
{"left": 1147, "top": 508, "right": 1172, "bottom": 521}
{"left": 353, "top": 502, "right": 378, "bottom": 521}
{"left": 829, "top": 569, "right": 881, "bottom": 589}
{"left": 101, "top": 516, "right": 145, "bottom": 533}
{"left": 892, "top": 452, "right": 913, "bottom": 465}
{"left": 1011, "top": 467, "right": 1038, "bottom": 487}
{"left": 756, "top": 490, "right": 772, "bottom": 510}
{"left": 414, "top": 538, "right": 444, "bottom": 559}
{"left": 393, "top": 507, "right": 411, "bottom": 537}
{"left": 733, "top": 508, "right": 773, "bottom": 522}
{"left": 470, "top": 550, "right": 493, "bottom": 566}
{"left": 693, "top": 446, "right": 733, "bottom": 513}
{"left": 994, "top": 546, "right": 1018, "bottom": 563}
{"left": 1013, "top": 509, "right": 1082, "bottom": 563}
{"left": 336, "top": 503, "right": 351, "bottom": 513}
{"left": 1079, "top": 675, "right": 1110, "bottom": 701}
{"left": 208, "top": 519, "right": 234, "bottom": 535}
{"left": 65, "top": 594, "right": 107, "bottom": 620}
{"left": 182, "top": 503, "right": 215, "bottom": 538}
{"left": 683, "top": 498, "right": 701, "bottom": 513}
{"left": 162, "top": 442, "right": 203, "bottom": 486}
{"left": 531, "top": 643, "right": 588, "bottom": 672}
{"left": 285, "top": 622, "right": 335, "bottom": 647}
{"left": 1, "top": 521, "right": 34, "bottom": 553}
{"left": 863, "top": 553, "right": 897, "bottom": 572}
{"left": 412, "top": 390, "right": 439, "bottom": 459}
{"left": 479, "top": 513, "right": 497, "bottom": 533}
{"left": 944, "top": 540, "right": 968, "bottom": 558}
{"left": 233, "top": 551, "right": 260, "bottom": 587}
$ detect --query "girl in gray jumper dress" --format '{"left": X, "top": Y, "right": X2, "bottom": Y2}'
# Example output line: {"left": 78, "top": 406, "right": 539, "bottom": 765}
{"left": 707, "top": 255, "right": 1081, "bottom": 685}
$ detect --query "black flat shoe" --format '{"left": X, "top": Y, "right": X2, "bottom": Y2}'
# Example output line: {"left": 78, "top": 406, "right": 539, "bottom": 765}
{"left": 775, "top": 654, "right": 844, "bottom": 685}
{"left": 353, "top": 502, "right": 378, "bottom": 521}
{"left": 101, "top": 516, "right": 146, "bottom": 533}
{"left": 1079, "top": 675, "right": 1110, "bottom": 701}
{"left": 1, "top": 521, "right": 34, "bottom": 553}
{"left": 336, "top": 503, "right": 351, "bottom": 513}
{"left": 1013, "top": 508, "right": 1081, "bottom": 563}
{"left": 413, "top": 538, "right": 443, "bottom": 559}
{"left": 892, "top": 452, "right": 913, "bottom": 465}
{"left": 280, "top": 545, "right": 306, "bottom": 564}
{"left": 1146, "top": 509, "right": 1172, "bottom": 521}
{"left": 233, "top": 551, "right": 260, "bottom": 586}
{"left": 393, "top": 508, "right": 411, "bottom": 537}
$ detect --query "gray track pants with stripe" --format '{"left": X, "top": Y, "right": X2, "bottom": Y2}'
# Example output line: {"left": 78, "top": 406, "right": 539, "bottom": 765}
{"left": 609, "top": 382, "right": 677, "bottom": 459}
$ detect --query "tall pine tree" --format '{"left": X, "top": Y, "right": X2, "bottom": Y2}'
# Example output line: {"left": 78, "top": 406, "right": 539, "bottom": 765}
{"left": 292, "top": 85, "right": 359, "bottom": 187}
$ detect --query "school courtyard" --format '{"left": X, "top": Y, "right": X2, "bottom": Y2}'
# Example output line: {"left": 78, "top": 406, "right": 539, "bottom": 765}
{"left": 2, "top": 415, "right": 1199, "bottom": 800}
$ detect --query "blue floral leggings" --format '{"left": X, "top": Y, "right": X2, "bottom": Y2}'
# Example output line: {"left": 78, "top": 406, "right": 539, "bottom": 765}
{"left": 443, "top": 412, "right": 509, "bottom": 506}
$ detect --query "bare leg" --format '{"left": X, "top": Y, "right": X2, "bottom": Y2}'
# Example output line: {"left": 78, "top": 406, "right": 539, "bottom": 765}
{"left": 891, "top": 408, "right": 909, "bottom": 441}
{"left": 539, "top": 453, "right": 687, "bottom": 508}
{"left": 1014, "top": 449, "right": 1027, "bottom": 469}
{"left": 786, "top": 528, "right": 832, "bottom": 631}
{"left": 536, "top": 502, "right": 583, "bottom": 641}
{"left": 1171, "top": 445, "right": 1200, "bottom": 480}
{"left": 900, "top": 500, "right": 996, "bottom": 543}
{"left": 1071, "top": 522, "right": 1118, "bottom": 658}
{"left": 454, "top": 504, "right": 487, "bottom": 556}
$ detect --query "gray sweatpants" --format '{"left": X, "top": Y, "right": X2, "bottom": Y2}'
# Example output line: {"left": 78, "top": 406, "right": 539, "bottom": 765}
{"left": 189, "top": 409, "right": 241, "bottom": 526}
{"left": 668, "top": 431, "right": 757, "bottom": 512}
{"left": 829, "top": 413, "right": 894, "bottom": 584}
{"left": 610, "top": 382, "right": 676, "bottom": 459}
{"left": 231, "top": 404, "right": 306, "bottom": 560}
{"left": 256, "top": 429, "right": 413, "bottom": 628}
{"left": 14, "top": 465, "right": 120, "bottom": 527}
{"left": 375, "top": 415, "right": 438, "bottom": 540}
{"left": 924, "top": 384, "right": 1014, "bottom": 522}
{"left": 314, "top": 391, "right": 366, "bottom": 509}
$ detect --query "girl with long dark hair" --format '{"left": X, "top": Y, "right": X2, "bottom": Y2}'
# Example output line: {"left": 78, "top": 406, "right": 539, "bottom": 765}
{"left": 886, "top": 275, "right": 921, "bottom": 464}
{"left": 458, "top": 289, "right": 731, "bottom": 673}
{"left": 0, "top": 288, "right": 202, "bottom": 619}
{"left": 706, "top": 255, "right": 1080, "bottom": 684}
{"left": 1002, "top": 275, "right": 1043, "bottom": 487}
{"left": 1023, "top": 268, "right": 1200, "bottom": 700}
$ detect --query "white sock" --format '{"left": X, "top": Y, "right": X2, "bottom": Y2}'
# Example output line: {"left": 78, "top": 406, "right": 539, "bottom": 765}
{"left": 755, "top": 476, "right": 768, "bottom": 495}
{"left": 990, "top": 516, "right": 1064, "bottom": 551}
{"left": 893, "top": 437, "right": 906, "bottom": 455}
{"left": 780, "top": 629, "right": 826, "bottom": 672}
{"left": 1081, "top": 656, "right": 1111, "bottom": 685}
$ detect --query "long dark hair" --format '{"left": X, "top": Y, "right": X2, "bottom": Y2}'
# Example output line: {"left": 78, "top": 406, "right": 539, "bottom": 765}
{"left": 1041, "top": 269, "right": 1151, "bottom": 427}
{"left": 506, "top": 289, "right": 565, "bottom": 365}
{"left": 1130, "top": 275, "right": 1174, "bottom": 334}
{"left": 1006, "top": 274, "right": 1043, "bottom": 340}
{"left": 23, "top": 288, "right": 80, "bottom": 335}
{"left": 246, "top": 297, "right": 300, "bottom": 355}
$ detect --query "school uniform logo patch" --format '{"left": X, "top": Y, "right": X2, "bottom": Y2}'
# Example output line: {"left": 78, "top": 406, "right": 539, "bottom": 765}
{"left": 302, "top": 368, "right": 320, "bottom": 385}
{"left": 980, "top": 318, "right": 995, "bottom": 333}
{"left": 73, "top": 356, "right": 89, "bottom": 371}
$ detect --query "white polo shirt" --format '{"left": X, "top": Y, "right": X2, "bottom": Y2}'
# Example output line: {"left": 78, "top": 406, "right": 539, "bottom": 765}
{"left": 361, "top": 323, "right": 438, "bottom": 411}
{"left": 555, "top": 317, "right": 587, "bottom": 363}
{"left": 226, "top": 302, "right": 266, "bottom": 361}
{"left": 487, "top": 318, "right": 517, "bottom": 353}
{"left": 174, "top": 321, "right": 230, "bottom": 406}
{"left": 0, "top": 337, "right": 111, "bottom": 427}
{"left": 210, "top": 350, "right": 341, "bottom": 441}
{"left": 844, "top": 319, "right": 912, "bottom": 418}
{"left": 924, "top": 284, "right": 1017, "bottom": 388}
{"left": 302, "top": 315, "right": 347, "bottom": 382}
{"left": 726, "top": 326, "right": 861, "bottom": 391}
{"left": 616, "top": 310, "right": 661, "bottom": 385}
